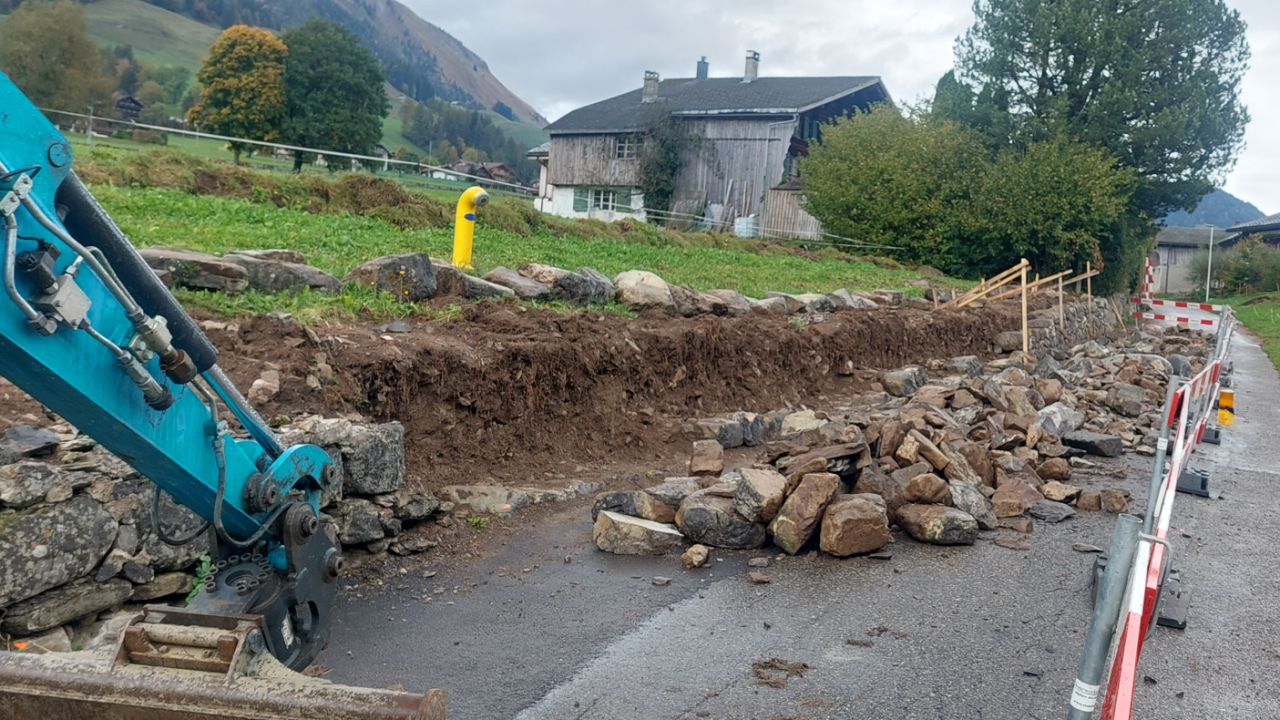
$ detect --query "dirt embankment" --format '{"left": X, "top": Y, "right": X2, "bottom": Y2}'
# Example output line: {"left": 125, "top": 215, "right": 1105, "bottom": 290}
{"left": 206, "top": 301, "right": 1023, "bottom": 490}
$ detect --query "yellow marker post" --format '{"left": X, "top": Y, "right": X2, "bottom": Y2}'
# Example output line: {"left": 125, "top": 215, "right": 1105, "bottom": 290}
{"left": 452, "top": 186, "right": 490, "bottom": 270}
{"left": 1218, "top": 389, "right": 1235, "bottom": 426}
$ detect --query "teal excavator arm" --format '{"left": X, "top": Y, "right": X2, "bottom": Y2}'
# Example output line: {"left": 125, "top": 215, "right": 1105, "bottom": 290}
{"left": 0, "top": 72, "right": 444, "bottom": 719}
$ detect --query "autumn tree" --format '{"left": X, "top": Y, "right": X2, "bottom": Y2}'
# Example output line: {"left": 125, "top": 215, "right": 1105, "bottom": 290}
{"left": 186, "top": 25, "right": 287, "bottom": 164}
{"left": 0, "top": 0, "right": 115, "bottom": 113}
{"left": 279, "top": 18, "right": 388, "bottom": 172}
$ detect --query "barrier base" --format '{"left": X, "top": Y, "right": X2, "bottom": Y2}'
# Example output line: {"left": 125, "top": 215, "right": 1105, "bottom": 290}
{"left": 1157, "top": 571, "right": 1190, "bottom": 630}
{"left": 1176, "top": 467, "right": 1214, "bottom": 498}
{"left": 1202, "top": 426, "right": 1222, "bottom": 445}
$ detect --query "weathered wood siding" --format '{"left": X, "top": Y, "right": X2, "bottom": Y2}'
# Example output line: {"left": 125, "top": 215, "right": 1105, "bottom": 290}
{"left": 762, "top": 188, "right": 822, "bottom": 240}
{"left": 548, "top": 135, "right": 640, "bottom": 186}
{"left": 674, "top": 117, "right": 795, "bottom": 216}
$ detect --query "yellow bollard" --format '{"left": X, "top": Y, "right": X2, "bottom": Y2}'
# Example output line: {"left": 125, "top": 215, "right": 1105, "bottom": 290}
{"left": 452, "top": 186, "right": 490, "bottom": 270}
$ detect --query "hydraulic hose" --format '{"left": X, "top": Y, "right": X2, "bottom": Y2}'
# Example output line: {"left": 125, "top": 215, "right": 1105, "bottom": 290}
{"left": 2, "top": 214, "right": 45, "bottom": 325}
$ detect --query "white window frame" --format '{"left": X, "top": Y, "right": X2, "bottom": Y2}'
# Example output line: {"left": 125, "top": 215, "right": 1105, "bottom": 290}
{"left": 591, "top": 188, "right": 617, "bottom": 211}
{"left": 615, "top": 136, "right": 642, "bottom": 159}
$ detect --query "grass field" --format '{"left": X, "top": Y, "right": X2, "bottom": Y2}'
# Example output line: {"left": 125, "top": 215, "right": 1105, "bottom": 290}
{"left": 82, "top": 0, "right": 219, "bottom": 74}
{"left": 89, "top": 184, "right": 957, "bottom": 321}
{"left": 1218, "top": 294, "right": 1280, "bottom": 369}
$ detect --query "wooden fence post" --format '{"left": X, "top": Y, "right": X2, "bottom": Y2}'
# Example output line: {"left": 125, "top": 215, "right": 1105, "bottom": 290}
{"left": 1021, "top": 260, "right": 1029, "bottom": 356}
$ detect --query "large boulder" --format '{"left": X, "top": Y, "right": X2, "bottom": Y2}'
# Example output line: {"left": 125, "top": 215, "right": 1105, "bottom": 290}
{"left": 881, "top": 366, "right": 927, "bottom": 397}
{"left": 224, "top": 251, "right": 343, "bottom": 294}
{"left": 1038, "top": 403, "right": 1085, "bottom": 437}
{"left": 0, "top": 495, "right": 118, "bottom": 607}
{"left": 903, "top": 473, "right": 951, "bottom": 505}
{"left": 482, "top": 266, "right": 552, "bottom": 300}
{"left": 644, "top": 477, "right": 702, "bottom": 510}
{"left": 670, "top": 284, "right": 729, "bottom": 317}
{"left": 520, "top": 263, "right": 614, "bottom": 305}
{"left": 704, "top": 289, "right": 753, "bottom": 317}
{"left": 768, "top": 472, "right": 841, "bottom": 555}
{"left": 733, "top": 468, "right": 788, "bottom": 523}
{"left": 948, "top": 480, "right": 997, "bottom": 530}
{"left": 819, "top": 494, "right": 893, "bottom": 557}
{"left": 2, "top": 578, "right": 133, "bottom": 636}
{"left": 1106, "top": 383, "right": 1146, "bottom": 418}
{"left": 0, "top": 426, "right": 60, "bottom": 465}
{"left": 329, "top": 498, "right": 385, "bottom": 545}
{"left": 429, "top": 259, "right": 514, "bottom": 299}
{"left": 613, "top": 270, "right": 677, "bottom": 314}
{"left": 592, "top": 491, "right": 675, "bottom": 524}
{"left": 851, "top": 465, "right": 907, "bottom": 521}
{"left": 992, "top": 481, "right": 1044, "bottom": 518}
{"left": 139, "top": 247, "right": 249, "bottom": 294}
{"left": 343, "top": 253, "right": 437, "bottom": 302}
{"left": 0, "top": 462, "right": 66, "bottom": 509}
{"left": 676, "top": 490, "right": 766, "bottom": 549}
{"left": 593, "top": 511, "right": 684, "bottom": 555}
{"left": 896, "top": 504, "right": 978, "bottom": 545}
{"left": 1063, "top": 431, "right": 1124, "bottom": 458}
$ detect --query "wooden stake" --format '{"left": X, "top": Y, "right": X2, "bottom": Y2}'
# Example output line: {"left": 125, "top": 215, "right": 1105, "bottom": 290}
{"left": 1058, "top": 274, "right": 1064, "bottom": 331}
{"left": 1086, "top": 261, "right": 1093, "bottom": 337}
{"left": 1021, "top": 260, "right": 1029, "bottom": 356}
{"left": 1110, "top": 297, "right": 1126, "bottom": 328}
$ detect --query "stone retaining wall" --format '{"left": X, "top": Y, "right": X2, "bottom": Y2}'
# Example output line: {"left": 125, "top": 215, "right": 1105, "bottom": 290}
{"left": 0, "top": 417, "right": 440, "bottom": 649}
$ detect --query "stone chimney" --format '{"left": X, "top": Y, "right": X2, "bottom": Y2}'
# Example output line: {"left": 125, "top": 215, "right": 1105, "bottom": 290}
{"left": 642, "top": 71, "right": 660, "bottom": 103}
{"left": 743, "top": 51, "right": 759, "bottom": 83}
{"left": 696, "top": 56, "right": 709, "bottom": 81}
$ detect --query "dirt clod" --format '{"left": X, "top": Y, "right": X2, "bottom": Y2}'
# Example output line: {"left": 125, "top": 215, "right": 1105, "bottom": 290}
{"left": 752, "top": 658, "right": 812, "bottom": 688}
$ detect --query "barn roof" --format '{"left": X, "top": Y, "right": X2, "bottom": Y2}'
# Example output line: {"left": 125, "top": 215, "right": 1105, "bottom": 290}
{"left": 1229, "top": 211, "right": 1280, "bottom": 234}
{"left": 546, "top": 76, "right": 887, "bottom": 134}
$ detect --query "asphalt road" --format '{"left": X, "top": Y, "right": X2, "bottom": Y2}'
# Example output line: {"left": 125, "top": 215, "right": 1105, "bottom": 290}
{"left": 320, "top": 327, "right": 1279, "bottom": 720}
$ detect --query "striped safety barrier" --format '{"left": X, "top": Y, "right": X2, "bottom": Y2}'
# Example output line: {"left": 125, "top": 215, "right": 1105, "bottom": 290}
{"left": 1140, "top": 257, "right": 1155, "bottom": 300}
{"left": 1130, "top": 299, "right": 1225, "bottom": 312}
{"left": 1131, "top": 312, "right": 1218, "bottom": 326}
{"left": 1099, "top": 310, "right": 1236, "bottom": 719}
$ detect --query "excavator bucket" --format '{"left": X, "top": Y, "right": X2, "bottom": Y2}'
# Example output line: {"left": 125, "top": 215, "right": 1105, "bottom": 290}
{"left": 0, "top": 610, "right": 446, "bottom": 720}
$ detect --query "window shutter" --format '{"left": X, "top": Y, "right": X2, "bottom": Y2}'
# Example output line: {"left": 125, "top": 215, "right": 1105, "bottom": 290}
{"left": 573, "top": 187, "right": 588, "bottom": 212}
{"left": 616, "top": 187, "right": 633, "bottom": 210}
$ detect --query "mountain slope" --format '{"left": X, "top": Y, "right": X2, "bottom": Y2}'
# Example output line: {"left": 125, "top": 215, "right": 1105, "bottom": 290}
{"left": 1162, "top": 189, "right": 1266, "bottom": 229}
{"left": 135, "top": 0, "right": 546, "bottom": 127}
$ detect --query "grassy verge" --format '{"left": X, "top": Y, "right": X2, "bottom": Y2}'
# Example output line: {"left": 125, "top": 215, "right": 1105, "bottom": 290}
{"left": 95, "top": 184, "right": 955, "bottom": 320}
{"left": 1220, "top": 293, "right": 1280, "bottom": 369}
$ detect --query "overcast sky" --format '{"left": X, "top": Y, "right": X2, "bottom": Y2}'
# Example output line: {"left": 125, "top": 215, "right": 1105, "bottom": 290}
{"left": 407, "top": 0, "right": 1275, "bottom": 214}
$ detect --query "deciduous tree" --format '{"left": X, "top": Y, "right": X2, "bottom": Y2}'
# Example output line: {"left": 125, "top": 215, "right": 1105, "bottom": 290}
{"left": 280, "top": 18, "right": 387, "bottom": 172}
{"left": 0, "top": 0, "right": 115, "bottom": 114}
{"left": 186, "top": 25, "right": 288, "bottom": 164}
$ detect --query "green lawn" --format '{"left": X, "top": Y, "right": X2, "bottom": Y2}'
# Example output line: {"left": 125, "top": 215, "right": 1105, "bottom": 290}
{"left": 1219, "top": 294, "right": 1280, "bottom": 369}
{"left": 91, "top": 184, "right": 956, "bottom": 321}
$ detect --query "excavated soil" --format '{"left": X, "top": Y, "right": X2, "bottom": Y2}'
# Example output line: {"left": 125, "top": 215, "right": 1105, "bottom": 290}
{"left": 3, "top": 300, "right": 1031, "bottom": 490}
{"left": 203, "top": 300, "right": 1024, "bottom": 490}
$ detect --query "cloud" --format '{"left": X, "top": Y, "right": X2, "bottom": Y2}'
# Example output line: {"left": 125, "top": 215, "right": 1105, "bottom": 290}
{"left": 404, "top": 0, "right": 1275, "bottom": 212}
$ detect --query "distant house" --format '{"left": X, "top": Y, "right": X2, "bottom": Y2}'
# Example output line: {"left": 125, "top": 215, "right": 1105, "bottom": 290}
{"left": 436, "top": 161, "right": 521, "bottom": 186}
{"left": 1153, "top": 226, "right": 1222, "bottom": 293}
{"left": 537, "top": 52, "right": 891, "bottom": 233}
{"left": 1223, "top": 211, "right": 1280, "bottom": 247}
{"left": 115, "top": 95, "right": 145, "bottom": 121}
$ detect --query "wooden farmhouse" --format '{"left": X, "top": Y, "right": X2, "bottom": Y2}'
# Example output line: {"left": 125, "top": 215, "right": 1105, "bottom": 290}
{"left": 531, "top": 52, "right": 890, "bottom": 238}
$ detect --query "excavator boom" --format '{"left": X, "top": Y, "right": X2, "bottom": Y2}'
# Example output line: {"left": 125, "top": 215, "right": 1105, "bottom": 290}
{"left": 0, "top": 71, "right": 445, "bottom": 718}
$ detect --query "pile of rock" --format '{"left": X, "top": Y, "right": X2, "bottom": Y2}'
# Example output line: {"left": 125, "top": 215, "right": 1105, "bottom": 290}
{"left": 593, "top": 324, "right": 1212, "bottom": 559}
{"left": 0, "top": 415, "right": 444, "bottom": 646}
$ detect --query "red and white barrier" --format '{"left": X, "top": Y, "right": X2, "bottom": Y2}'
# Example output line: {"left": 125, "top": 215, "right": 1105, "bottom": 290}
{"left": 1130, "top": 299, "right": 1224, "bottom": 312}
{"left": 1131, "top": 312, "right": 1218, "bottom": 326}
{"left": 1099, "top": 312, "right": 1235, "bottom": 719}
{"left": 1140, "top": 257, "right": 1156, "bottom": 300}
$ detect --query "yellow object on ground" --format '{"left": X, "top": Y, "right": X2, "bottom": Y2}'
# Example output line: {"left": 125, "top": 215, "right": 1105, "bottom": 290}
{"left": 452, "top": 186, "right": 490, "bottom": 270}
{"left": 1218, "top": 389, "right": 1235, "bottom": 426}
